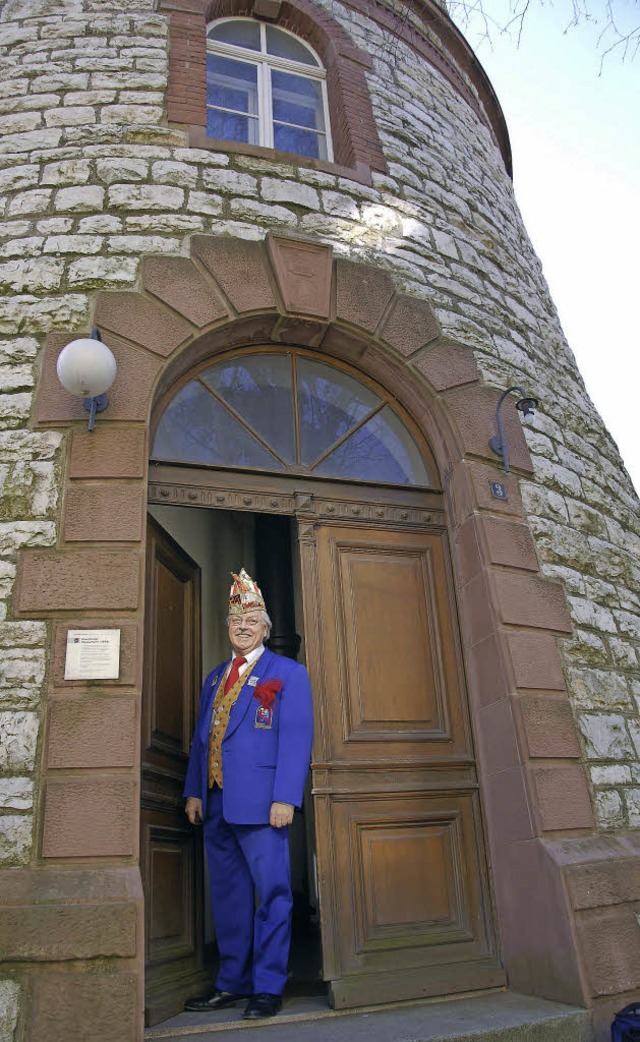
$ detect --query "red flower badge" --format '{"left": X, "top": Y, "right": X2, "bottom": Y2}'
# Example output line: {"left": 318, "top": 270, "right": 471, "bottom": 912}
{"left": 253, "top": 678, "right": 282, "bottom": 710}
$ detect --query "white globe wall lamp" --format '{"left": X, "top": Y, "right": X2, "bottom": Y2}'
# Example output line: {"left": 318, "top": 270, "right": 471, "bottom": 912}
{"left": 56, "top": 327, "right": 117, "bottom": 432}
{"left": 489, "top": 385, "right": 538, "bottom": 473}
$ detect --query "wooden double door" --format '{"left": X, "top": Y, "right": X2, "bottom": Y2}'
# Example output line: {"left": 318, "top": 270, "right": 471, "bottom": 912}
{"left": 141, "top": 474, "right": 503, "bottom": 1020}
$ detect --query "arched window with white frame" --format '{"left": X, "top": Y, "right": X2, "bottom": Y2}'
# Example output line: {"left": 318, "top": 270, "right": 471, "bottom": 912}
{"left": 206, "top": 17, "right": 333, "bottom": 161}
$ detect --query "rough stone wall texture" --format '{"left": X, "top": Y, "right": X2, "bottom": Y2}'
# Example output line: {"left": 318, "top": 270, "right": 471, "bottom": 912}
{"left": 0, "top": 0, "right": 638, "bottom": 880}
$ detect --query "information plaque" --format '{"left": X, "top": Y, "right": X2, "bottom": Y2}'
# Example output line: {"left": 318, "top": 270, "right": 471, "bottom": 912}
{"left": 64, "top": 629, "right": 121, "bottom": 681}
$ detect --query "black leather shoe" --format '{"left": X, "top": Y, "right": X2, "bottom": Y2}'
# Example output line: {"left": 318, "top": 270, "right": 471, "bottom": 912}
{"left": 185, "top": 988, "right": 248, "bottom": 1012}
{"left": 243, "top": 993, "right": 283, "bottom": 1019}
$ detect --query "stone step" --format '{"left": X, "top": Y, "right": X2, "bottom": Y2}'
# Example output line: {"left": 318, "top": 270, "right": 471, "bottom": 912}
{"left": 144, "top": 990, "right": 594, "bottom": 1042}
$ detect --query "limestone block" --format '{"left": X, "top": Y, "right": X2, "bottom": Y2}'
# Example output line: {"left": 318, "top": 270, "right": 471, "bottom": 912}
{"left": 568, "top": 596, "right": 617, "bottom": 634}
{"left": 608, "top": 637, "right": 639, "bottom": 670}
{"left": 68, "top": 257, "right": 138, "bottom": 288}
{"left": 108, "top": 184, "right": 183, "bottom": 210}
{"left": 126, "top": 214, "right": 204, "bottom": 233}
{"left": 0, "top": 559, "right": 15, "bottom": 599}
{"left": 92, "top": 72, "right": 165, "bottom": 91}
{"left": 77, "top": 215, "right": 122, "bottom": 233}
{"left": 174, "top": 148, "right": 228, "bottom": 167}
{"left": 96, "top": 158, "right": 148, "bottom": 183}
{"left": 0, "top": 777, "right": 33, "bottom": 810}
{"left": 626, "top": 789, "right": 640, "bottom": 827}
{"left": 37, "top": 219, "right": 73, "bottom": 235}
{"left": 0, "top": 112, "right": 41, "bottom": 135}
{"left": 106, "top": 235, "right": 180, "bottom": 255}
{"left": 101, "top": 104, "right": 164, "bottom": 125}
{"left": 628, "top": 721, "right": 640, "bottom": 759}
{"left": 0, "top": 460, "right": 58, "bottom": 517}
{"left": 0, "top": 129, "right": 62, "bottom": 154}
{"left": 41, "top": 159, "right": 92, "bottom": 186}
{"left": 614, "top": 609, "right": 640, "bottom": 642}
{"left": 562, "top": 630, "right": 609, "bottom": 667}
{"left": 54, "top": 186, "right": 105, "bottom": 212}
{"left": 0, "top": 816, "right": 32, "bottom": 864}
{"left": 322, "top": 191, "right": 360, "bottom": 218}
{"left": 229, "top": 198, "right": 297, "bottom": 227}
{"left": 0, "top": 237, "right": 44, "bottom": 259}
{"left": 0, "top": 521, "right": 56, "bottom": 553}
{"left": 590, "top": 765, "right": 632, "bottom": 785}
{"left": 151, "top": 160, "right": 197, "bottom": 187}
{"left": 593, "top": 790, "right": 624, "bottom": 829}
{"left": 0, "top": 394, "right": 32, "bottom": 427}
{"left": 64, "top": 91, "right": 117, "bottom": 106}
{"left": 261, "top": 178, "right": 319, "bottom": 210}
{"left": 0, "top": 258, "right": 64, "bottom": 294}
{"left": 44, "top": 106, "right": 95, "bottom": 128}
{"left": 44, "top": 234, "right": 102, "bottom": 255}
{"left": 0, "top": 366, "right": 34, "bottom": 392}
{"left": 0, "top": 430, "right": 62, "bottom": 459}
{"left": 0, "top": 622, "right": 46, "bottom": 647}
{"left": 8, "top": 190, "right": 52, "bottom": 216}
{"left": 187, "top": 191, "right": 223, "bottom": 216}
{"left": 579, "top": 713, "right": 635, "bottom": 760}
{"left": 567, "top": 667, "right": 632, "bottom": 711}
{"left": 0, "top": 164, "right": 39, "bottom": 192}
{"left": 0, "top": 978, "right": 20, "bottom": 1042}
{"left": 0, "top": 711, "right": 39, "bottom": 768}
{"left": 203, "top": 168, "right": 258, "bottom": 196}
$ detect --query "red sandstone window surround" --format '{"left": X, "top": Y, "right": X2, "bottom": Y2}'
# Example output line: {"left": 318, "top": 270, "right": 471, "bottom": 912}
{"left": 160, "top": 0, "right": 387, "bottom": 178}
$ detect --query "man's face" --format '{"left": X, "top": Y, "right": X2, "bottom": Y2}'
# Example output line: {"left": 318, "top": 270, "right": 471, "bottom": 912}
{"left": 228, "top": 612, "right": 268, "bottom": 657}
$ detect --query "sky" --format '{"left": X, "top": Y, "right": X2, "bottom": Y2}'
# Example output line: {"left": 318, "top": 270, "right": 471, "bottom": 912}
{"left": 448, "top": 0, "right": 640, "bottom": 496}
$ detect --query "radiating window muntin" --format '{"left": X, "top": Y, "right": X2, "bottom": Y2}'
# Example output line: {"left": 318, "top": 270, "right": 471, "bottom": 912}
{"left": 206, "top": 18, "right": 332, "bottom": 161}
{"left": 152, "top": 351, "right": 434, "bottom": 488}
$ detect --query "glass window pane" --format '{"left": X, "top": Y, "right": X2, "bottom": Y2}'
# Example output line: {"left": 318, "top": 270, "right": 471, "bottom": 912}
{"left": 272, "top": 71, "right": 324, "bottom": 131}
{"left": 208, "top": 20, "right": 260, "bottom": 51}
{"left": 207, "top": 107, "right": 258, "bottom": 145}
{"left": 274, "top": 124, "right": 325, "bottom": 159}
{"left": 207, "top": 54, "right": 258, "bottom": 115}
{"left": 266, "top": 24, "right": 318, "bottom": 65}
{"left": 202, "top": 355, "right": 295, "bottom": 463}
{"left": 152, "top": 381, "right": 284, "bottom": 471}
{"left": 313, "top": 405, "right": 431, "bottom": 485}
{"left": 297, "top": 358, "right": 380, "bottom": 466}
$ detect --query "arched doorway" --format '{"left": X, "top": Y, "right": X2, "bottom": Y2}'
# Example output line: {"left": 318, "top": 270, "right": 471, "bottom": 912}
{"left": 140, "top": 347, "right": 504, "bottom": 1022}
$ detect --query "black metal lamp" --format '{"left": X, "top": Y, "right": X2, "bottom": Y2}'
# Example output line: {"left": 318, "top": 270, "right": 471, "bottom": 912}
{"left": 489, "top": 385, "right": 538, "bottom": 473}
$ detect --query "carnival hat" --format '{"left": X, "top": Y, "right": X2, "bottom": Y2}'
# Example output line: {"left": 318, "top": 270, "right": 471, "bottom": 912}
{"left": 228, "top": 568, "right": 266, "bottom": 615}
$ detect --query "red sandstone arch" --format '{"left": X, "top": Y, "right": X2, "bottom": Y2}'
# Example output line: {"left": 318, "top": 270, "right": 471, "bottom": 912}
{"left": 19, "top": 234, "right": 604, "bottom": 1039}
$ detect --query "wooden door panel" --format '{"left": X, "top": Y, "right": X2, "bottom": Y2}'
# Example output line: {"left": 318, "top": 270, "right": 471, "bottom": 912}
{"left": 317, "top": 525, "right": 471, "bottom": 759}
{"left": 305, "top": 516, "right": 503, "bottom": 1007}
{"left": 329, "top": 792, "right": 492, "bottom": 970}
{"left": 145, "top": 822, "right": 199, "bottom": 965}
{"left": 141, "top": 518, "right": 208, "bottom": 1025}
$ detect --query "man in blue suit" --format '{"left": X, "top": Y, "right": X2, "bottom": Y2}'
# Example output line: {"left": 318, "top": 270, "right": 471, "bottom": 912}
{"left": 184, "top": 569, "right": 313, "bottom": 1020}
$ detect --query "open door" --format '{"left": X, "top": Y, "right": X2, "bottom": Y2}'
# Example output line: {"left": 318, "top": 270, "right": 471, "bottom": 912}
{"left": 141, "top": 518, "right": 209, "bottom": 1025}
{"left": 304, "top": 518, "right": 504, "bottom": 1008}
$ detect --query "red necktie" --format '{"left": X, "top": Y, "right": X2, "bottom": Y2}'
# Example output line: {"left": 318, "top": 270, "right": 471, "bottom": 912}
{"left": 224, "top": 656, "right": 247, "bottom": 695}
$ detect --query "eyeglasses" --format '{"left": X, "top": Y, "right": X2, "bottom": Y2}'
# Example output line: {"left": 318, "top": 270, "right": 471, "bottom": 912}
{"left": 228, "top": 617, "right": 263, "bottom": 629}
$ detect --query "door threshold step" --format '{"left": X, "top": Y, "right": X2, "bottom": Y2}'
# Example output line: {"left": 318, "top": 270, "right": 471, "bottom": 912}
{"left": 144, "top": 989, "right": 593, "bottom": 1042}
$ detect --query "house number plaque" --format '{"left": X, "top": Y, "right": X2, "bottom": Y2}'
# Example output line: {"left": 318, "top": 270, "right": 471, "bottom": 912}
{"left": 64, "top": 629, "right": 121, "bottom": 681}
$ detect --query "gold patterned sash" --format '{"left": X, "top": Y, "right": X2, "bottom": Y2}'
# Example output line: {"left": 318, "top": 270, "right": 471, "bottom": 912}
{"left": 208, "top": 661, "right": 257, "bottom": 788}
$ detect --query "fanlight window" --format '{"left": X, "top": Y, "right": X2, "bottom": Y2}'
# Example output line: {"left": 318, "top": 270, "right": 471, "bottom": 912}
{"left": 152, "top": 353, "right": 432, "bottom": 487}
{"left": 206, "top": 18, "right": 332, "bottom": 161}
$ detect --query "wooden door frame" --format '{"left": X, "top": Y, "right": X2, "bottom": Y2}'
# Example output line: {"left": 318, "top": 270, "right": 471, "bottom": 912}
{"left": 147, "top": 464, "right": 500, "bottom": 1000}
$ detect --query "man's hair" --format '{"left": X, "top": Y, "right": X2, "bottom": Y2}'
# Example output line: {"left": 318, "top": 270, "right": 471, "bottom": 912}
{"left": 227, "top": 610, "right": 273, "bottom": 640}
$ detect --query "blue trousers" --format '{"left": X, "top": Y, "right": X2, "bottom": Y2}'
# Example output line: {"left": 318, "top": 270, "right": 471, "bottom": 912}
{"left": 203, "top": 786, "right": 292, "bottom": 995}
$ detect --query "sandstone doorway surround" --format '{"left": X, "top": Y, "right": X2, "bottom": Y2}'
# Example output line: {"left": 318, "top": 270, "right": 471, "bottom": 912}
{"left": 16, "top": 233, "right": 605, "bottom": 1040}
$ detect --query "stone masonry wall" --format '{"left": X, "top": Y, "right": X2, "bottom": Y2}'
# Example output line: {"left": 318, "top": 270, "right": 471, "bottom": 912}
{"left": 0, "top": 0, "right": 638, "bottom": 925}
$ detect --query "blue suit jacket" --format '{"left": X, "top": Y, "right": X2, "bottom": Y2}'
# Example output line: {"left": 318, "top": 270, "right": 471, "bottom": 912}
{"left": 184, "top": 648, "right": 313, "bottom": 824}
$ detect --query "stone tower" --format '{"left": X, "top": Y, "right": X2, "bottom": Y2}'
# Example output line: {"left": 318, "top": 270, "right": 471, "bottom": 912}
{"left": 0, "top": 0, "right": 639, "bottom": 1040}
